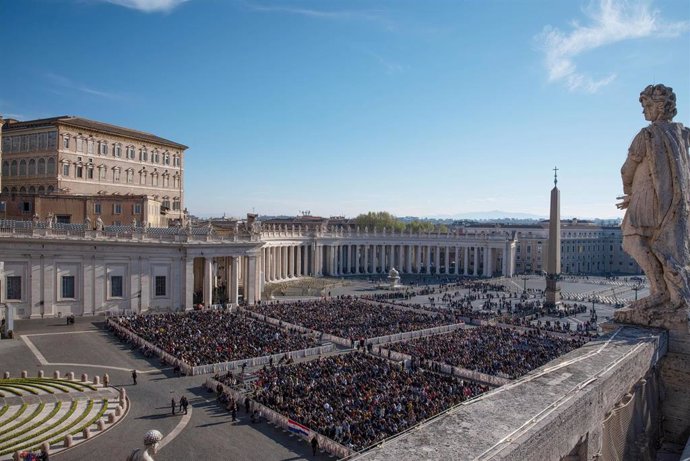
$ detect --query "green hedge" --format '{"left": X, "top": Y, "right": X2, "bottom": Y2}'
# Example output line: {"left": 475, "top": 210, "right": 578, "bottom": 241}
{"left": 0, "top": 403, "right": 45, "bottom": 444}
{"left": 0, "top": 403, "right": 28, "bottom": 429}
{"left": 0, "top": 401, "right": 77, "bottom": 456}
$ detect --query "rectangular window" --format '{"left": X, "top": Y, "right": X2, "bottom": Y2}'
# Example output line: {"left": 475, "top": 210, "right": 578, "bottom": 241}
{"left": 155, "top": 276, "right": 166, "bottom": 297}
{"left": 48, "top": 132, "right": 57, "bottom": 149}
{"left": 76, "top": 137, "right": 83, "bottom": 152}
{"left": 22, "top": 201, "right": 31, "bottom": 213}
{"left": 63, "top": 137, "right": 70, "bottom": 149}
{"left": 87, "top": 168, "right": 94, "bottom": 179}
{"left": 87, "top": 139, "right": 94, "bottom": 155}
{"left": 94, "top": 203, "right": 102, "bottom": 214}
{"left": 6, "top": 276, "right": 21, "bottom": 300}
{"left": 133, "top": 204, "right": 142, "bottom": 214}
{"left": 61, "top": 276, "right": 75, "bottom": 299}
{"left": 99, "top": 168, "right": 106, "bottom": 180}
{"left": 113, "top": 169, "right": 120, "bottom": 182}
{"left": 99, "top": 142, "right": 107, "bottom": 155}
{"left": 62, "top": 164, "right": 70, "bottom": 176}
{"left": 76, "top": 165, "right": 83, "bottom": 178}
{"left": 111, "top": 275, "right": 123, "bottom": 298}
{"left": 113, "top": 203, "right": 122, "bottom": 214}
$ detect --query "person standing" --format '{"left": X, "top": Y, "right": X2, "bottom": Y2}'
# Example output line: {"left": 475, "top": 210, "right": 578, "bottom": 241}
{"left": 131, "top": 369, "right": 137, "bottom": 385}
{"left": 180, "top": 395, "right": 188, "bottom": 415}
{"left": 311, "top": 435, "right": 319, "bottom": 456}
{"left": 171, "top": 397, "right": 176, "bottom": 416}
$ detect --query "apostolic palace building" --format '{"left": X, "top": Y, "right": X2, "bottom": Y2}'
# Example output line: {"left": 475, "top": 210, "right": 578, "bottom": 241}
{"left": 0, "top": 116, "right": 637, "bottom": 320}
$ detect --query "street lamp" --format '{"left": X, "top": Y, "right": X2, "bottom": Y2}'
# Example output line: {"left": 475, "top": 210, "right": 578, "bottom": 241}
{"left": 632, "top": 281, "right": 643, "bottom": 301}
{"left": 521, "top": 275, "right": 529, "bottom": 294}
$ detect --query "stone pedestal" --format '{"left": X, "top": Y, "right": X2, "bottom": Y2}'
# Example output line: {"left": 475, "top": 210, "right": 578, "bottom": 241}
{"left": 614, "top": 306, "right": 690, "bottom": 445}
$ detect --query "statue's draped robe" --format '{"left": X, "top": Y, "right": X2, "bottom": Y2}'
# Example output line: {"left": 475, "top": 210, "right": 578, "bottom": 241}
{"left": 622, "top": 121, "right": 690, "bottom": 304}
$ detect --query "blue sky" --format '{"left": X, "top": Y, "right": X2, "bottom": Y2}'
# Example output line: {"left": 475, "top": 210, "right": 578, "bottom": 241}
{"left": 1, "top": 0, "right": 688, "bottom": 219}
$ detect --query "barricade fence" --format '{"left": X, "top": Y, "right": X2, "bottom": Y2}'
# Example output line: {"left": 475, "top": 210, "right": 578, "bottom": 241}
{"left": 206, "top": 378, "right": 353, "bottom": 459}
{"left": 106, "top": 318, "right": 193, "bottom": 376}
{"left": 107, "top": 317, "right": 333, "bottom": 376}
{"left": 190, "top": 343, "right": 334, "bottom": 376}
{"left": 365, "top": 322, "right": 465, "bottom": 346}
{"left": 371, "top": 345, "right": 510, "bottom": 387}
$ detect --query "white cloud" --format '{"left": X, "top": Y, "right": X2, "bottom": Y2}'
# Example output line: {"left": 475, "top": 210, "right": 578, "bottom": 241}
{"left": 242, "top": 1, "right": 393, "bottom": 28}
{"left": 99, "top": 0, "right": 188, "bottom": 13}
{"left": 45, "top": 73, "right": 124, "bottom": 100}
{"left": 536, "top": 0, "right": 689, "bottom": 93}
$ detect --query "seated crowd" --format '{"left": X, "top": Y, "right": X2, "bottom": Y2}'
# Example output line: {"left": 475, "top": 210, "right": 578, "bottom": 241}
{"left": 249, "top": 352, "right": 487, "bottom": 451}
{"left": 248, "top": 298, "right": 457, "bottom": 340}
{"left": 387, "top": 325, "right": 586, "bottom": 379}
{"left": 112, "top": 310, "right": 317, "bottom": 367}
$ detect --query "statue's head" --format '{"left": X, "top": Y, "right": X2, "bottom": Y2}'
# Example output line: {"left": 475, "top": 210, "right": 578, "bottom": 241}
{"left": 144, "top": 429, "right": 163, "bottom": 454}
{"left": 640, "top": 84, "right": 677, "bottom": 121}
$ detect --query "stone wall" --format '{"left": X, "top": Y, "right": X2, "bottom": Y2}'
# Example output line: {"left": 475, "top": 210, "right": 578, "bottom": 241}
{"left": 355, "top": 326, "right": 666, "bottom": 461}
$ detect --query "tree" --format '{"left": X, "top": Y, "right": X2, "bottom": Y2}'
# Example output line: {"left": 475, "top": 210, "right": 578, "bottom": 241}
{"left": 354, "top": 212, "right": 405, "bottom": 232}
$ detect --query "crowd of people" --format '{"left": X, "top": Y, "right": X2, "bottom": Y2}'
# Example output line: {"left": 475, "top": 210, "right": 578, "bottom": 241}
{"left": 386, "top": 325, "right": 586, "bottom": 379}
{"left": 248, "top": 298, "right": 457, "bottom": 340}
{"left": 248, "top": 352, "right": 487, "bottom": 451}
{"left": 112, "top": 310, "right": 318, "bottom": 367}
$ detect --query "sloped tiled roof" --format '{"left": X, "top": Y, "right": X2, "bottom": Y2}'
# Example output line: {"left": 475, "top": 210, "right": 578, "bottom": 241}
{"left": 4, "top": 116, "right": 187, "bottom": 150}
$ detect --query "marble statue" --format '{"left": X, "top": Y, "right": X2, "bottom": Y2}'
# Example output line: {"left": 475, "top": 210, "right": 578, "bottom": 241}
{"left": 46, "top": 212, "right": 54, "bottom": 229}
{"left": 616, "top": 84, "right": 690, "bottom": 326}
{"left": 84, "top": 216, "right": 91, "bottom": 229}
{"left": 95, "top": 216, "right": 104, "bottom": 231}
{"left": 387, "top": 267, "right": 402, "bottom": 288}
{"left": 32, "top": 213, "right": 39, "bottom": 225}
{"left": 126, "top": 429, "right": 163, "bottom": 461}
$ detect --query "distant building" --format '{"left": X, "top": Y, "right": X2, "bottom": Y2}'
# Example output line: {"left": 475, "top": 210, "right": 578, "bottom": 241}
{"left": 460, "top": 219, "right": 641, "bottom": 276}
{"left": 1, "top": 193, "right": 163, "bottom": 227}
{"left": 0, "top": 116, "right": 187, "bottom": 223}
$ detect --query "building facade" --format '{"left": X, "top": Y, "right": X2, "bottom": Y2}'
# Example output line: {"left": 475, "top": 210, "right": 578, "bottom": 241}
{"left": 0, "top": 116, "right": 187, "bottom": 223}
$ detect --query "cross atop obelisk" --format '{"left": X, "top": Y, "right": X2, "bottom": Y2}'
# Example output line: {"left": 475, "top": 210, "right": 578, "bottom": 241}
{"left": 545, "top": 167, "right": 561, "bottom": 308}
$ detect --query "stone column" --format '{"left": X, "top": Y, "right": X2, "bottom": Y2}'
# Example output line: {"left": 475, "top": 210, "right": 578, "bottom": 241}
{"left": 203, "top": 257, "right": 213, "bottom": 305}
{"left": 415, "top": 245, "right": 421, "bottom": 273}
{"left": 406, "top": 245, "right": 412, "bottom": 274}
{"left": 229, "top": 257, "right": 239, "bottom": 304}
{"left": 246, "top": 256, "right": 257, "bottom": 304}
{"left": 426, "top": 246, "right": 431, "bottom": 274}
{"left": 487, "top": 247, "right": 493, "bottom": 277}
{"left": 288, "top": 246, "right": 295, "bottom": 278}
{"left": 295, "top": 245, "right": 302, "bottom": 277}
{"left": 283, "top": 246, "right": 289, "bottom": 279}
{"left": 473, "top": 247, "right": 479, "bottom": 276}
{"left": 444, "top": 246, "right": 450, "bottom": 274}
{"left": 183, "top": 257, "right": 194, "bottom": 310}
{"left": 364, "top": 245, "right": 370, "bottom": 274}
{"left": 464, "top": 247, "right": 469, "bottom": 276}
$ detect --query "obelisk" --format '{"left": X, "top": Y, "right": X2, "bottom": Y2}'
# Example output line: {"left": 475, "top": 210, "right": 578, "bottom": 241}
{"left": 545, "top": 167, "right": 561, "bottom": 308}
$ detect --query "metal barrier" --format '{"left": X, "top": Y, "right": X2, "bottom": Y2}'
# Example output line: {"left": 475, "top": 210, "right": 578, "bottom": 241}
{"left": 206, "top": 377, "right": 353, "bottom": 458}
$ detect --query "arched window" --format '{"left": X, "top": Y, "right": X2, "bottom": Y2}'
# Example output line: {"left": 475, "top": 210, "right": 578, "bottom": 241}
{"left": 28, "top": 186, "right": 36, "bottom": 194}
{"left": 47, "top": 185, "right": 54, "bottom": 194}
{"left": 47, "top": 158, "right": 56, "bottom": 175}
{"left": 38, "top": 158, "right": 46, "bottom": 175}
{"left": 2, "top": 161, "right": 9, "bottom": 176}
{"left": 37, "top": 186, "right": 45, "bottom": 195}
{"left": 28, "top": 159, "right": 36, "bottom": 176}
{"left": 10, "top": 186, "right": 18, "bottom": 194}
{"left": 1, "top": 187, "right": 8, "bottom": 194}
{"left": 19, "top": 186, "right": 26, "bottom": 193}
{"left": 10, "top": 160, "right": 18, "bottom": 176}
{"left": 19, "top": 160, "right": 27, "bottom": 176}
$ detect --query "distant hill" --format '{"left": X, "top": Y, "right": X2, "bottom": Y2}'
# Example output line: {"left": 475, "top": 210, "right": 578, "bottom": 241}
{"left": 430, "top": 210, "right": 547, "bottom": 220}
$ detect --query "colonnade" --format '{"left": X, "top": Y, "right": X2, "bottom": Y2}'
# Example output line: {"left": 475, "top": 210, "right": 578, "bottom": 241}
{"left": 261, "top": 241, "right": 516, "bottom": 283}
{"left": 261, "top": 244, "right": 313, "bottom": 282}
{"left": 195, "top": 254, "right": 259, "bottom": 307}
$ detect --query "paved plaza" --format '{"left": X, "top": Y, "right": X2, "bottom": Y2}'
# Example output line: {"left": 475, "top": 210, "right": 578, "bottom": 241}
{"left": 0, "top": 275, "right": 647, "bottom": 460}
